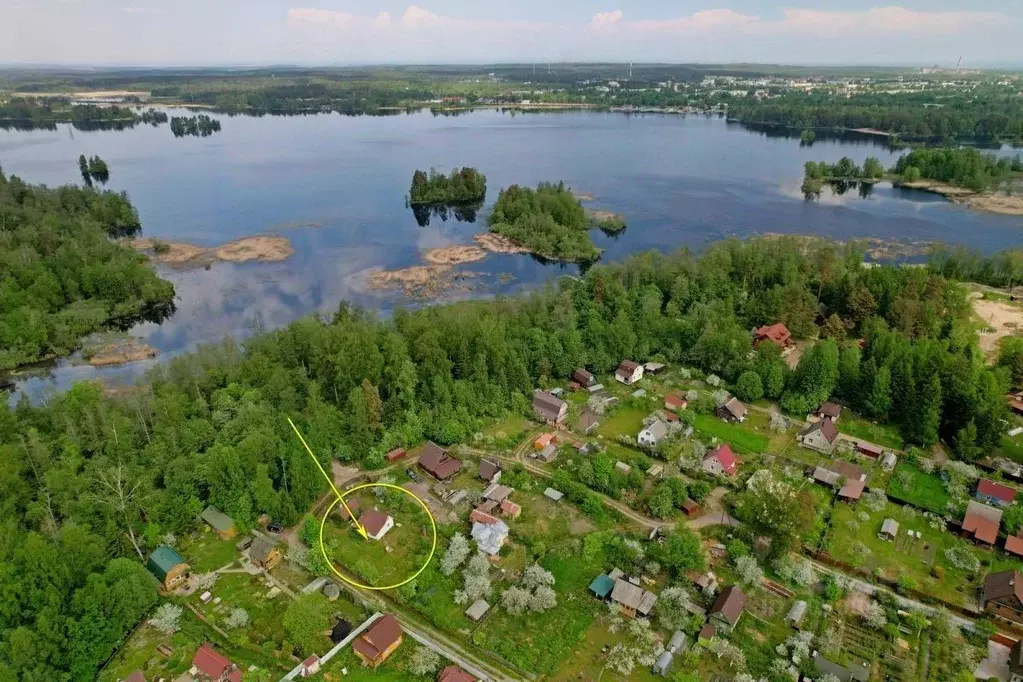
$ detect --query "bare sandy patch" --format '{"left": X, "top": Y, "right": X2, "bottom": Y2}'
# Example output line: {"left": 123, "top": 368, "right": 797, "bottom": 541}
{"left": 368, "top": 265, "right": 481, "bottom": 298}
{"left": 972, "top": 294, "right": 1023, "bottom": 355}
{"left": 589, "top": 210, "right": 623, "bottom": 222}
{"left": 572, "top": 191, "right": 595, "bottom": 201}
{"left": 84, "top": 335, "right": 156, "bottom": 367}
{"left": 422, "top": 245, "right": 488, "bottom": 266}
{"left": 129, "top": 236, "right": 294, "bottom": 269}
{"left": 896, "top": 181, "right": 1023, "bottom": 216}
{"left": 473, "top": 232, "right": 532, "bottom": 255}
{"left": 214, "top": 236, "right": 294, "bottom": 263}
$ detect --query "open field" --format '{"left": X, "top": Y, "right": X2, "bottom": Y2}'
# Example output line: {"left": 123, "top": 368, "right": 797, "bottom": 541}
{"left": 838, "top": 410, "right": 905, "bottom": 450}
{"left": 825, "top": 501, "right": 988, "bottom": 605}
{"left": 321, "top": 490, "right": 434, "bottom": 588}
{"left": 887, "top": 463, "right": 950, "bottom": 515}
{"left": 691, "top": 410, "right": 772, "bottom": 453}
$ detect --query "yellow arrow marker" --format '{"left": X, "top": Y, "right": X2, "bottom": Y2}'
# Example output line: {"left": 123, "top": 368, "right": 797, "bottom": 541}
{"left": 287, "top": 417, "right": 369, "bottom": 540}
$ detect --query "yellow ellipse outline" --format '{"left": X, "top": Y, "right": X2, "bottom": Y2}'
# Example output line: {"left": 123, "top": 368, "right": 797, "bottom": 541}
{"left": 318, "top": 482, "right": 437, "bottom": 591}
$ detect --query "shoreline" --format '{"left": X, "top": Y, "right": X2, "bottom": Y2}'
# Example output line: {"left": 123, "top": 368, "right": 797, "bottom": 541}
{"left": 892, "top": 181, "right": 1023, "bottom": 217}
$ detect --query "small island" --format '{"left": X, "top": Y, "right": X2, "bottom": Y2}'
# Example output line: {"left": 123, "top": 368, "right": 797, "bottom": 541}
{"left": 170, "top": 114, "right": 222, "bottom": 138}
{"left": 409, "top": 167, "right": 487, "bottom": 205}
{"left": 588, "top": 210, "right": 627, "bottom": 234}
{"left": 802, "top": 148, "right": 1023, "bottom": 214}
{"left": 488, "top": 182, "right": 602, "bottom": 262}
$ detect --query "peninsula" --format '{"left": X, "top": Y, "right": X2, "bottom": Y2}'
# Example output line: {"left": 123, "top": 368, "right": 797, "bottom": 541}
{"left": 802, "top": 148, "right": 1023, "bottom": 215}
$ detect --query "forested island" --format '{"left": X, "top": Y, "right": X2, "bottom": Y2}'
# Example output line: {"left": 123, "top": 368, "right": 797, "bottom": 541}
{"left": 169, "top": 114, "right": 221, "bottom": 137}
{"left": 2, "top": 235, "right": 1019, "bottom": 680}
{"left": 409, "top": 167, "right": 487, "bottom": 205}
{"left": 488, "top": 182, "right": 601, "bottom": 262}
{"left": 78, "top": 154, "right": 110, "bottom": 186}
{"left": 0, "top": 169, "right": 175, "bottom": 371}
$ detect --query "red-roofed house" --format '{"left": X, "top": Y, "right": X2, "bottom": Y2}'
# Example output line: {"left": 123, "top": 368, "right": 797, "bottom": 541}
{"left": 122, "top": 672, "right": 147, "bottom": 682}
{"left": 702, "top": 444, "right": 737, "bottom": 477}
{"left": 470, "top": 509, "right": 501, "bottom": 525}
{"left": 300, "top": 654, "right": 321, "bottom": 677}
{"left": 963, "top": 501, "right": 1003, "bottom": 545}
{"left": 418, "top": 442, "right": 462, "bottom": 480}
{"left": 358, "top": 509, "right": 394, "bottom": 541}
{"left": 664, "top": 394, "right": 688, "bottom": 413}
{"left": 754, "top": 323, "right": 792, "bottom": 348}
{"left": 438, "top": 665, "right": 477, "bottom": 682}
{"left": 839, "top": 479, "right": 866, "bottom": 501}
{"left": 191, "top": 643, "right": 241, "bottom": 682}
{"left": 499, "top": 499, "right": 521, "bottom": 519}
{"left": 1006, "top": 534, "right": 1023, "bottom": 558}
{"left": 534, "top": 433, "right": 555, "bottom": 450}
{"left": 977, "top": 479, "right": 1018, "bottom": 507}
{"left": 352, "top": 614, "right": 403, "bottom": 668}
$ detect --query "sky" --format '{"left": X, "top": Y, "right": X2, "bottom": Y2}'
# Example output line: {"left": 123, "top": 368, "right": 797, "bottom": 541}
{"left": 2, "top": 1, "right": 1022, "bottom": 67}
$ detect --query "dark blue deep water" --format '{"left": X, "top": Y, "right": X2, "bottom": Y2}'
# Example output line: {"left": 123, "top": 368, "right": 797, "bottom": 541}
{"left": 2, "top": 109, "right": 1021, "bottom": 400}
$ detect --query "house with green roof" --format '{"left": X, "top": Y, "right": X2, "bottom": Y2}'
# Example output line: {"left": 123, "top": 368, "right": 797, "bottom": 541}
{"left": 589, "top": 573, "right": 615, "bottom": 600}
{"left": 147, "top": 545, "right": 190, "bottom": 591}
{"left": 201, "top": 506, "right": 237, "bottom": 539}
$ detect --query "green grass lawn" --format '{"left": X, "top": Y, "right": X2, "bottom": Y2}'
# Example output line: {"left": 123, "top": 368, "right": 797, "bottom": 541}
{"left": 322, "top": 491, "right": 434, "bottom": 588}
{"left": 825, "top": 501, "right": 985, "bottom": 606}
{"left": 887, "top": 463, "right": 950, "bottom": 515}
{"left": 177, "top": 533, "right": 239, "bottom": 572}
{"left": 838, "top": 411, "right": 904, "bottom": 450}
{"left": 596, "top": 406, "right": 648, "bottom": 440}
{"left": 550, "top": 619, "right": 664, "bottom": 681}
{"left": 691, "top": 411, "right": 771, "bottom": 454}
{"left": 997, "top": 432, "right": 1023, "bottom": 464}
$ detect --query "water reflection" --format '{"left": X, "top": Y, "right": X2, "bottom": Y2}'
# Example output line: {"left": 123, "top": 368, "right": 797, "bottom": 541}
{"left": 410, "top": 200, "right": 484, "bottom": 227}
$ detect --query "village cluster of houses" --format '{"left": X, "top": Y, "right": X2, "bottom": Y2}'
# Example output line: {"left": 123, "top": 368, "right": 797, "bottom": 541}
{"left": 119, "top": 642, "right": 245, "bottom": 682}
{"left": 588, "top": 566, "right": 749, "bottom": 678}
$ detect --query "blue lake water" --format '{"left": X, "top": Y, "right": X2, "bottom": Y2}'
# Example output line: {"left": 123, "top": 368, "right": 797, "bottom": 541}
{"left": 2, "top": 109, "right": 1021, "bottom": 400}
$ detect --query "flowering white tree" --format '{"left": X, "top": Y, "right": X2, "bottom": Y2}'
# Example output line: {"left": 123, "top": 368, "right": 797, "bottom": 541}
{"left": 500, "top": 586, "right": 532, "bottom": 615}
{"left": 944, "top": 543, "right": 980, "bottom": 572}
{"left": 735, "top": 555, "right": 763, "bottom": 587}
{"left": 454, "top": 553, "right": 491, "bottom": 605}
{"left": 861, "top": 488, "right": 887, "bottom": 512}
{"left": 522, "top": 563, "right": 555, "bottom": 591}
{"left": 194, "top": 572, "right": 219, "bottom": 591}
{"left": 149, "top": 603, "right": 183, "bottom": 634}
{"left": 706, "top": 374, "right": 722, "bottom": 388}
{"left": 529, "top": 585, "right": 558, "bottom": 613}
{"left": 407, "top": 645, "right": 440, "bottom": 675}
{"left": 224, "top": 608, "right": 249, "bottom": 630}
{"left": 655, "top": 586, "right": 693, "bottom": 631}
{"left": 441, "top": 533, "right": 471, "bottom": 576}
{"left": 712, "top": 640, "right": 747, "bottom": 670}
{"left": 862, "top": 600, "right": 887, "bottom": 630}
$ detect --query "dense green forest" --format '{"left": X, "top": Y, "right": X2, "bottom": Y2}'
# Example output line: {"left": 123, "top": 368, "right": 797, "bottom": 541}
{"left": 408, "top": 167, "right": 487, "bottom": 205}
{"left": 0, "top": 236, "right": 1014, "bottom": 680}
{"left": 0, "top": 170, "right": 175, "bottom": 370}
{"left": 169, "top": 114, "right": 221, "bottom": 138}
{"left": 0, "top": 99, "right": 149, "bottom": 131}
{"left": 927, "top": 245, "right": 1023, "bottom": 290}
{"left": 488, "top": 182, "right": 600, "bottom": 262}
{"left": 890, "top": 147, "right": 1023, "bottom": 190}
{"left": 727, "top": 91, "right": 1023, "bottom": 144}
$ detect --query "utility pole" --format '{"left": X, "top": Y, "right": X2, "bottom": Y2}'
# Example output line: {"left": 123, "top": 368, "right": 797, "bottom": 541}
{"left": 954, "top": 56, "right": 962, "bottom": 76}
{"left": 629, "top": 61, "right": 633, "bottom": 80}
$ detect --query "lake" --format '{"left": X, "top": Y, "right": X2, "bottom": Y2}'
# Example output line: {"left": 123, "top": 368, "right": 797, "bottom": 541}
{"left": 2, "top": 108, "right": 1021, "bottom": 401}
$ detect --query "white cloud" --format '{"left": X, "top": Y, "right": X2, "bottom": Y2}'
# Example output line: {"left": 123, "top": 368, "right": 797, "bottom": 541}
{"left": 630, "top": 9, "right": 758, "bottom": 33}
{"left": 611, "top": 5, "right": 1002, "bottom": 38}
{"left": 588, "top": 10, "right": 623, "bottom": 32}
{"left": 286, "top": 8, "right": 357, "bottom": 29}
{"left": 122, "top": 6, "right": 167, "bottom": 15}
{"left": 776, "top": 6, "right": 1001, "bottom": 36}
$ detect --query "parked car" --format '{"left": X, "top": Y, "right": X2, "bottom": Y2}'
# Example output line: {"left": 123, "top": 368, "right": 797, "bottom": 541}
{"left": 267, "top": 521, "right": 283, "bottom": 533}
{"left": 405, "top": 468, "right": 418, "bottom": 481}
